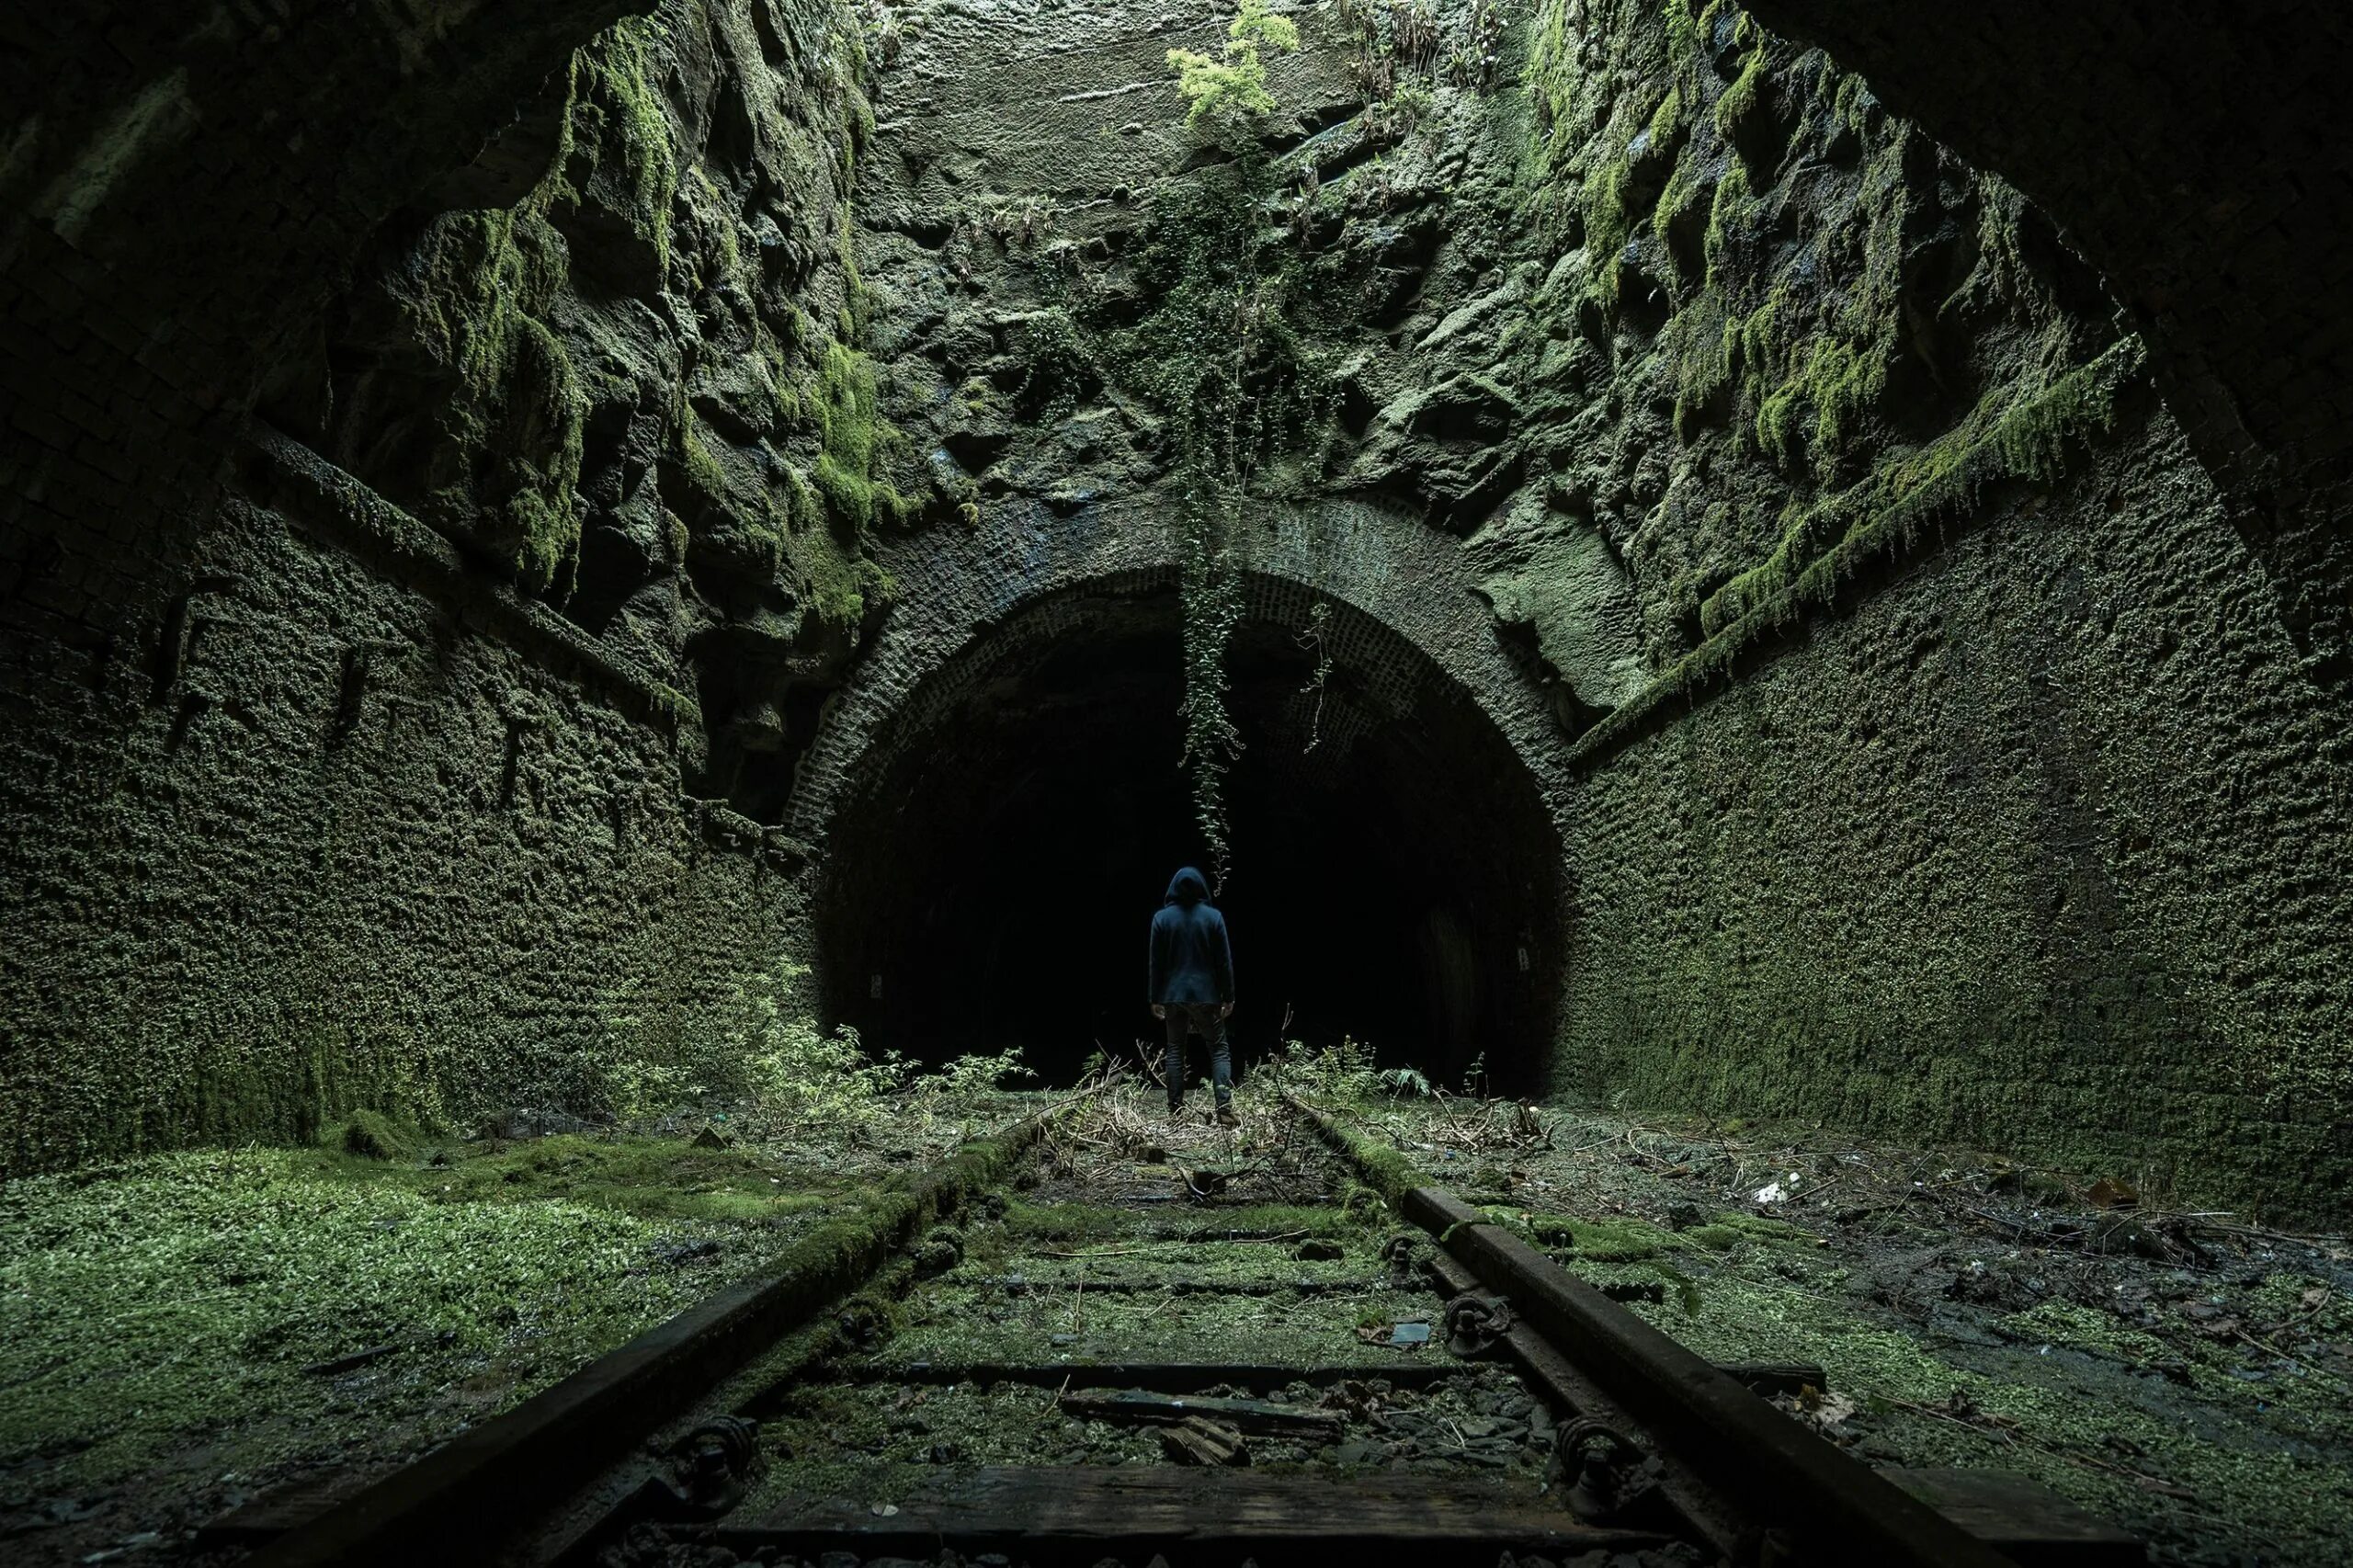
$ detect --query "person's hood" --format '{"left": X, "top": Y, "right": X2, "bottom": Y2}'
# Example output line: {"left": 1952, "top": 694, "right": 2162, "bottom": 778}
{"left": 1165, "top": 866, "right": 1211, "bottom": 905}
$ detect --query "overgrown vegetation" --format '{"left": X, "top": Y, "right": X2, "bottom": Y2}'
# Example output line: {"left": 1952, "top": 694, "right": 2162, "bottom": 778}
{"left": 1166, "top": 0, "right": 1301, "bottom": 133}
{"left": 1512, "top": 0, "right": 2144, "bottom": 754}
{"left": 1098, "top": 5, "right": 1338, "bottom": 885}
{"left": 0, "top": 1103, "right": 1046, "bottom": 1557}
{"left": 679, "top": 960, "right": 1033, "bottom": 1137}
{"left": 1571, "top": 335, "right": 2144, "bottom": 768}
{"left": 399, "top": 206, "right": 586, "bottom": 594}
{"left": 0, "top": 1137, "right": 848, "bottom": 1502}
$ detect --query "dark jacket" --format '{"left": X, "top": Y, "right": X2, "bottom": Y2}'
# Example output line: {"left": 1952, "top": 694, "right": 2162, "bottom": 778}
{"left": 1148, "top": 867, "right": 1234, "bottom": 1006}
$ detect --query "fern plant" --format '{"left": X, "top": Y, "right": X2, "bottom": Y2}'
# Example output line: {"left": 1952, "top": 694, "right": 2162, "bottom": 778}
{"left": 1167, "top": 0, "right": 1302, "bottom": 134}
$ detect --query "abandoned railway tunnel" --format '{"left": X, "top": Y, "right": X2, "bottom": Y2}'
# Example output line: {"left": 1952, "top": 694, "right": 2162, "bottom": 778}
{"left": 6, "top": 0, "right": 2353, "bottom": 1562}
{"left": 806, "top": 511, "right": 1568, "bottom": 1085}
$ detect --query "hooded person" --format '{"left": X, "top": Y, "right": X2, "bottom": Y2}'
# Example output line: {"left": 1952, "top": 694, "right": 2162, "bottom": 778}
{"left": 1148, "top": 866, "right": 1237, "bottom": 1124}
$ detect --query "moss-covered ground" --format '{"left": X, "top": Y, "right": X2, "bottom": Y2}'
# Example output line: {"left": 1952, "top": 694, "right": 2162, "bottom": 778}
{"left": 1313, "top": 1092, "right": 2353, "bottom": 1567}
{"left": 743, "top": 1084, "right": 1567, "bottom": 1518}
{"left": 0, "top": 1107, "right": 1017, "bottom": 1565}
{"left": 15, "top": 1079, "right": 2345, "bottom": 1565}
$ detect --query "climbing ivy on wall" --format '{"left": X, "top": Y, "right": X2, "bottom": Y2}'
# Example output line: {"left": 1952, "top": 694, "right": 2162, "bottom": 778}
{"left": 1062, "top": 8, "right": 1324, "bottom": 889}
{"left": 1103, "top": 174, "right": 1330, "bottom": 884}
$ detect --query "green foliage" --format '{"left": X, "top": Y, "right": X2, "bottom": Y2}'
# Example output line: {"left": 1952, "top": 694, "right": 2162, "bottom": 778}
{"left": 1379, "top": 1066, "right": 1435, "bottom": 1097}
{"left": 1254, "top": 1036, "right": 1449, "bottom": 1112}
{"left": 904, "top": 1049, "right": 1038, "bottom": 1122}
{"left": 1166, "top": 0, "right": 1302, "bottom": 134}
{"left": 728, "top": 962, "right": 906, "bottom": 1132}
{"left": 560, "top": 17, "right": 679, "bottom": 266}
{"left": 337, "top": 1108, "right": 416, "bottom": 1161}
{"left": 1081, "top": 154, "right": 1329, "bottom": 887}
{"left": 720, "top": 961, "right": 1031, "bottom": 1137}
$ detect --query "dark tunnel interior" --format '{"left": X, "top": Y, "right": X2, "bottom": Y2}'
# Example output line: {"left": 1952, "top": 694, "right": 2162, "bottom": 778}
{"left": 817, "top": 585, "right": 1563, "bottom": 1093}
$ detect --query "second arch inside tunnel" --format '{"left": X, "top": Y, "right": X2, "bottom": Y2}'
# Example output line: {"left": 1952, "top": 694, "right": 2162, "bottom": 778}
{"left": 814, "top": 573, "right": 1563, "bottom": 1093}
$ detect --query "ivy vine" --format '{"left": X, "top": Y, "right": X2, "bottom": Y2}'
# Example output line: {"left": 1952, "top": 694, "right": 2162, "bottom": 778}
{"left": 1079, "top": 148, "right": 1332, "bottom": 890}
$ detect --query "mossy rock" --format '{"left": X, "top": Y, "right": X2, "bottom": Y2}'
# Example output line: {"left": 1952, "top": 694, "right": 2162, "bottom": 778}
{"left": 336, "top": 1108, "right": 418, "bottom": 1162}
{"left": 1533, "top": 1212, "right": 1683, "bottom": 1262}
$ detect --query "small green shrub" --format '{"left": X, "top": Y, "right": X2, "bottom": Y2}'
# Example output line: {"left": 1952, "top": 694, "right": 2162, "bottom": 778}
{"left": 1166, "top": 0, "right": 1301, "bottom": 133}
{"left": 336, "top": 1108, "right": 416, "bottom": 1162}
{"left": 719, "top": 961, "right": 1032, "bottom": 1137}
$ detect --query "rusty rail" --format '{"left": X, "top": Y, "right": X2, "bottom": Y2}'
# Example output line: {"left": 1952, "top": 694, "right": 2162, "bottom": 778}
{"left": 1290, "top": 1095, "right": 2019, "bottom": 1568}
{"left": 236, "top": 1107, "right": 1072, "bottom": 1568}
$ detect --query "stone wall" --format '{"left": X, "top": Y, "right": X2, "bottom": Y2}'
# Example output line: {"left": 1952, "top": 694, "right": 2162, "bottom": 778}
{"left": 0, "top": 0, "right": 879, "bottom": 1168}
{"left": 1560, "top": 401, "right": 2353, "bottom": 1218}
{"left": 1736, "top": 0, "right": 2353, "bottom": 694}
{"left": 0, "top": 473, "right": 800, "bottom": 1171}
{"left": 3, "top": 0, "right": 2350, "bottom": 1214}
{"left": 1503, "top": 0, "right": 2353, "bottom": 1216}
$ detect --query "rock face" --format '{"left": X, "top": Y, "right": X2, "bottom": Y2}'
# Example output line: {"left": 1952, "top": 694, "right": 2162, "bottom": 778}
{"left": 1, "top": 0, "right": 2348, "bottom": 1217}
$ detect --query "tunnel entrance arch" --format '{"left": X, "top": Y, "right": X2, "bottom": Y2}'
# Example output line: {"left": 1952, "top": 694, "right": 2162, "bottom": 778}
{"left": 790, "top": 497, "right": 1573, "bottom": 1094}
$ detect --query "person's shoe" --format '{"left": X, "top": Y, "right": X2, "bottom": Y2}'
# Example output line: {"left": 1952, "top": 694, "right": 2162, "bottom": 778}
{"left": 1166, "top": 1099, "right": 1184, "bottom": 1117}
{"left": 1216, "top": 1104, "right": 1240, "bottom": 1128}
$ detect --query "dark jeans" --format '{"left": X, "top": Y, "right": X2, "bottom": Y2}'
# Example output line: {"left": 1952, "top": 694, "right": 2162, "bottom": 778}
{"left": 1161, "top": 1003, "right": 1232, "bottom": 1107}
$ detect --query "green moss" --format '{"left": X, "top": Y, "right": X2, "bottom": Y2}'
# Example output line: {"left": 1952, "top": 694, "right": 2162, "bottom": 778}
{"left": 1574, "top": 336, "right": 2147, "bottom": 770}
{"left": 561, "top": 17, "right": 678, "bottom": 266}
{"left": 1534, "top": 1211, "right": 1683, "bottom": 1261}
{"left": 1525, "top": 0, "right": 1582, "bottom": 154}
{"left": 0, "top": 1137, "right": 864, "bottom": 1496}
{"left": 790, "top": 528, "right": 892, "bottom": 630}
{"left": 1701, "top": 159, "right": 1755, "bottom": 293}
{"left": 778, "top": 460, "right": 819, "bottom": 533}
{"left": 678, "top": 421, "right": 731, "bottom": 505}
{"left": 811, "top": 339, "right": 912, "bottom": 534}
{"left": 1624, "top": 1269, "right": 2353, "bottom": 1559}
{"left": 1684, "top": 1211, "right": 1813, "bottom": 1253}
{"left": 402, "top": 208, "right": 587, "bottom": 591}
{"left": 336, "top": 1108, "right": 416, "bottom": 1161}
{"left": 1660, "top": 0, "right": 1706, "bottom": 76}
{"left": 1715, "top": 47, "right": 1767, "bottom": 141}
{"left": 1752, "top": 333, "right": 1885, "bottom": 476}
{"left": 998, "top": 1199, "right": 1351, "bottom": 1244}
{"left": 1645, "top": 83, "right": 1686, "bottom": 150}
{"left": 1663, "top": 290, "right": 1730, "bottom": 437}
{"left": 1581, "top": 148, "right": 1634, "bottom": 301}
{"left": 1654, "top": 153, "right": 1711, "bottom": 287}
{"left": 1296, "top": 1104, "right": 1427, "bottom": 1204}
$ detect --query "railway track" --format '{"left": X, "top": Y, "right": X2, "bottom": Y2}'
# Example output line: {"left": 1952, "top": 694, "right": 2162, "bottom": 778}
{"left": 207, "top": 1090, "right": 2139, "bottom": 1568}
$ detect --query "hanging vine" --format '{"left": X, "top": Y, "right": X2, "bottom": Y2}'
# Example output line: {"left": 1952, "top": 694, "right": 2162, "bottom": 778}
{"left": 1146, "top": 153, "right": 1336, "bottom": 887}
{"left": 1297, "top": 598, "right": 1335, "bottom": 754}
